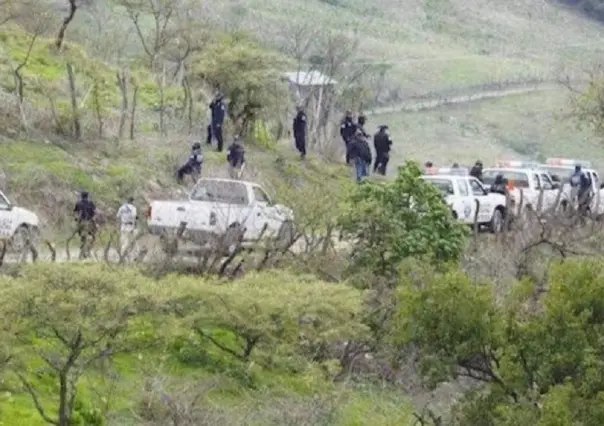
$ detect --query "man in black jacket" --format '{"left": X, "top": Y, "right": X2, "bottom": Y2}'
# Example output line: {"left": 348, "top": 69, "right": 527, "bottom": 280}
{"left": 227, "top": 136, "right": 246, "bottom": 179}
{"left": 348, "top": 130, "right": 372, "bottom": 183}
{"left": 340, "top": 110, "right": 356, "bottom": 165}
{"left": 470, "top": 160, "right": 483, "bottom": 182}
{"left": 292, "top": 106, "right": 307, "bottom": 159}
{"left": 373, "top": 125, "right": 392, "bottom": 175}
{"left": 208, "top": 92, "right": 227, "bottom": 152}
{"left": 73, "top": 191, "right": 97, "bottom": 259}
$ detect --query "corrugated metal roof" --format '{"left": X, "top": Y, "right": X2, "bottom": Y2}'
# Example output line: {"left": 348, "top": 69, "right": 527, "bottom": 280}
{"left": 282, "top": 71, "right": 337, "bottom": 86}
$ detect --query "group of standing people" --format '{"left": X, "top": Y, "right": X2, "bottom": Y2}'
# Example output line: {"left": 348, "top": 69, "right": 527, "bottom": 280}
{"left": 339, "top": 110, "right": 393, "bottom": 183}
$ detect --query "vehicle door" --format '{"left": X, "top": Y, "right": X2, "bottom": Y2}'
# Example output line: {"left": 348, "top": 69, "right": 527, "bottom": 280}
{"left": 538, "top": 172, "right": 557, "bottom": 210}
{"left": 456, "top": 178, "right": 474, "bottom": 224}
{"left": 0, "top": 191, "right": 13, "bottom": 240}
{"left": 250, "top": 186, "right": 279, "bottom": 239}
{"left": 190, "top": 180, "right": 251, "bottom": 233}
{"left": 469, "top": 178, "right": 491, "bottom": 223}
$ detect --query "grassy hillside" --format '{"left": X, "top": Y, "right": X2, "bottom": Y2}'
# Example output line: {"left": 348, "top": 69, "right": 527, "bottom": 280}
{"left": 377, "top": 86, "right": 604, "bottom": 171}
{"left": 210, "top": 0, "right": 604, "bottom": 94}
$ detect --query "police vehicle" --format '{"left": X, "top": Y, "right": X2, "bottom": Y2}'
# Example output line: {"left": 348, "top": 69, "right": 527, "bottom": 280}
{"left": 540, "top": 158, "right": 604, "bottom": 214}
{"left": 482, "top": 161, "right": 565, "bottom": 214}
{"left": 423, "top": 167, "right": 508, "bottom": 232}
{"left": 0, "top": 188, "right": 40, "bottom": 251}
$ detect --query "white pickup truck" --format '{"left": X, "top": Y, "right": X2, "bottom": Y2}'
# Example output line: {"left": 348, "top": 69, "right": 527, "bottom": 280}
{"left": 0, "top": 189, "right": 40, "bottom": 251}
{"left": 422, "top": 171, "right": 508, "bottom": 232}
{"left": 481, "top": 166, "right": 567, "bottom": 214}
{"left": 147, "top": 178, "right": 295, "bottom": 252}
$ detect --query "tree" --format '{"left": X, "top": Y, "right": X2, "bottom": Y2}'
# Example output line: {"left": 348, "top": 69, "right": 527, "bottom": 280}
{"left": 391, "top": 259, "right": 604, "bottom": 425}
{"left": 56, "top": 0, "right": 78, "bottom": 50}
{"left": 192, "top": 34, "right": 288, "bottom": 138}
{"left": 0, "top": 264, "right": 159, "bottom": 426}
{"left": 338, "top": 162, "right": 469, "bottom": 279}
{"left": 166, "top": 270, "right": 368, "bottom": 372}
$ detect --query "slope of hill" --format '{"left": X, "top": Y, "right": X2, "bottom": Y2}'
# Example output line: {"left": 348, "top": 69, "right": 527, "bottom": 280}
{"left": 211, "top": 0, "right": 604, "bottom": 94}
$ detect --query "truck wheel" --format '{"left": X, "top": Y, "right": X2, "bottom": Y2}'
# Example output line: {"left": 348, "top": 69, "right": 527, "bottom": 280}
{"left": 489, "top": 208, "right": 504, "bottom": 233}
{"left": 10, "top": 225, "right": 33, "bottom": 252}
{"left": 276, "top": 220, "right": 295, "bottom": 250}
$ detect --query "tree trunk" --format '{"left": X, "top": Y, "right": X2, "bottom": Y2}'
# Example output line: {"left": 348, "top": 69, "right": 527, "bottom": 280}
{"left": 58, "top": 373, "right": 70, "bottom": 426}
{"left": 92, "top": 83, "right": 103, "bottom": 138}
{"left": 56, "top": 0, "right": 77, "bottom": 50}
{"left": 130, "top": 85, "right": 138, "bottom": 140}
{"left": 66, "top": 62, "right": 81, "bottom": 141}
{"left": 116, "top": 70, "right": 128, "bottom": 139}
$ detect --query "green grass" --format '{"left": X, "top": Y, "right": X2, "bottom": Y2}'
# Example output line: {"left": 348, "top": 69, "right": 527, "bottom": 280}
{"left": 207, "top": 0, "right": 604, "bottom": 93}
{"left": 377, "top": 87, "right": 604, "bottom": 170}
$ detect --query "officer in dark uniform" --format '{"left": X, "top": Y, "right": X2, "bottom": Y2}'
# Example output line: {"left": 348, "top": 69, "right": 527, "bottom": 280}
{"left": 177, "top": 142, "right": 203, "bottom": 184}
{"left": 292, "top": 105, "right": 307, "bottom": 159}
{"left": 373, "top": 125, "right": 392, "bottom": 175}
{"left": 340, "top": 110, "right": 356, "bottom": 165}
{"left": 470, "top": 160, "right": 483, "bottom": 182}
{"left": 357, "top": 113, "right": 369, "bottom": 137}
{"left": 490, "top": 174, "right": 507, "bottom": 195}
{"left": 208, "top": 92, "right": 226, "bottom": 152}
{"left": 227, "top": 136, "right": 246, "bottom": 179}
{"left": 73, "top": 191, "right": 96, "bottom": 259}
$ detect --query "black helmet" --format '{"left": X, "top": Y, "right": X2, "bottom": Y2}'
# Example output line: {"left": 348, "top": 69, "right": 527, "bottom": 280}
{"left": 192, "top": 142, "right": 201, "bottom": 150}
{"left": 81, "top": 191, "right": 89, "bottom": 199}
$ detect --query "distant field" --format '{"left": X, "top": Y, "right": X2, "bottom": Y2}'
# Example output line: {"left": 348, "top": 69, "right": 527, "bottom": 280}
{"left": 210, "top": 0, "right": 604, "bottom": 94}
{"left": 377, "top": 87, "right": 604, "bottom": 171}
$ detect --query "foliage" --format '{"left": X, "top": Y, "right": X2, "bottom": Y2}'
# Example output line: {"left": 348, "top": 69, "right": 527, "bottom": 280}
{"left": 338, "top": 161, "right": 469, "bottom": 279}
{"left": 0, "top": 264, "right": 159, "bottom": 426}
{"left": 164, "top": 270, "right": 369, "bottom": 371}
{"left": 392, "top": 259, "right": 604, "bottom": 425}
{"left": 192, "top": 34, "right": 288, "bottom": 138}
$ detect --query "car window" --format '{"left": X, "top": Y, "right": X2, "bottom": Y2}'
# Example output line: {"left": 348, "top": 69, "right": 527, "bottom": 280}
{"left": 190, "top": 180, "right": 249, "bottom": 205}
{"left": 532, "top": 174, "right": 541, "bottom": 189}
{"left": 482, "top": 170, "right": 530, "bottom": 188}
{"left": 423, "top": 178, "right": 455, "bottom": 196}
{"left": 539, "top": 173, "right": 553, "bottom": 190}
{"left": 544, "top": 166, "right": 573, "bottom": 183}
{"left": 253, "top": 186, "right": 271, "bottom": 204}
{"left": 458, "top": 179, "right": 469, "bottom": 197}
{"left": 469, "top": 179, "right": 485, "bottom": 196}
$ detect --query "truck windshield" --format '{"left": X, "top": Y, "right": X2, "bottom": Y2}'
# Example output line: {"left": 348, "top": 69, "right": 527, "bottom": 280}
{"left": 423, "top": 178, "right": 454, "bottom": 196}
{"left": 482, "top": 170, "right": 530, "bottom": 188}
{"left": 542, "top": 166, "right": 573, "bottom": 183}
{"left": 190, "top": 180, "right": 249, "bottom": 205}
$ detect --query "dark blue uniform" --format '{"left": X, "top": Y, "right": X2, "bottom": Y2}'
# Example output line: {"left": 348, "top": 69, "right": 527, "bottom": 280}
{"left": 293, "top": 110, "right": 307, "bottom": 158}
{"left": 340, "top": 117, "right": 356, "bottom": 164}
{"left": 177, "top": 146, "right": 203, "bottom": 183}
{"left": 207, "top": 97, "right": 226, "bottom": 151}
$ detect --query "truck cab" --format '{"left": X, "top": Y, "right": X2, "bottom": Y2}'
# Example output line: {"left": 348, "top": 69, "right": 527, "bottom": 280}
{"left": 0, "top": 189, "right": 40, "bottom": 251}
{"left": 423, "top": 167, "right": 507, "bottom": 232}
{"left": 482, "top": 164, "right": 564, "bottom": 214}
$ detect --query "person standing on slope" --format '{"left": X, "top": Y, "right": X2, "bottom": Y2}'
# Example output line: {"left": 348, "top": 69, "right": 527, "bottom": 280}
{"left": 373, "top": 125, "right": 392, "bottom": 175}
{"left": 227, "top": 136, "right": 246, "bottom": 179}
{"left": 208, "top": 91, "right": 227, "bottom": 152}
{"left": 340, "top": 110, "right": 357, "bottom": 165}
{"left": 73, "top": 191, "right": 97, "bottom": 259}
{"left": 293, "top": 105, "right": 307, "bottom": 159}
{"left": 348, "top": 129, "right": 372, "bottom": 183}
{"left": 116, "top": 197, "right": 137, "bottom": 258}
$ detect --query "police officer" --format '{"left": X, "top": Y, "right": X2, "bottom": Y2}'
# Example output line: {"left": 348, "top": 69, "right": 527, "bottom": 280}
{"left": 177, "top": 142, "right": 203, "bottom": 184}
{"left": 293, "top": 105, "right": 307, "bottom": 159}
{"left": 208, "top": 91, "right": 227, "bottom": 152}
{"left": 470, "top": 160, "right": 483, "bottom": 182}
{"left": 348, "top": 129, "right": 372, "bottom": 183}
{"left": 373, "top": 125, "right": 392, "bottom": 175}
{"left": 571, "top": 165, "right": 592, "bottom": 214}
{"left": 73, "top": 191, "right": 96, "bottom": 259}
{"left": 452, "top": 163, "right": 460, "bottom": 169}
{"left": 227, "top": 136, "right": 246, "bottom": 179}
{"left": 340, "top": 110, "right": 356, "bottom": 165}
{"left": 490, "top": 174, "right": 507, "bottom": 195}
{"left": 116, "top": 196, "right": 137, "bottom": 257}
{"left": 357, "top": 113, "right": 369, "bottom": 137}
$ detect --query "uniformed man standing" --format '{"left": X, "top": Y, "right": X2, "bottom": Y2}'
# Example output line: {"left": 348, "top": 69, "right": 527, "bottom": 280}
{"left": 340, "top": 110, "right": 356, "bottom": 165}
{"left": 373, "top": 125, "right": 392, "bottom": 175}
{"left": 293, "top": 106, "right": 307, "bottom": 159}
{"left": 208, "top": 92, "right": 227, "bottom": 152}
{"left": 116, "top": 197, "right": 137, "bottom": 258}
{"left": 227, "top": 136, "right": 246, "bottom": 179}
{"left": 73, "top": 191, "right": 96, "bottom": 259}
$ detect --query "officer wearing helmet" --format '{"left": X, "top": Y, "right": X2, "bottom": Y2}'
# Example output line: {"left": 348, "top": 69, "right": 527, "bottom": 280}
{"left": 177, "top": 141, "right": 204, "bottom": 184}
{"left": 470, "top": 160, "right": 483, "bottom": 182}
